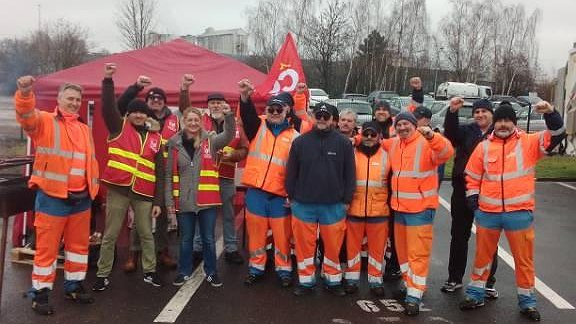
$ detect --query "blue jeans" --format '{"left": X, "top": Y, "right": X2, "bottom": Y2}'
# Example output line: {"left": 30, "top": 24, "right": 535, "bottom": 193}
{"left": 177, "top": 208, "right": 217, "bottom": 277}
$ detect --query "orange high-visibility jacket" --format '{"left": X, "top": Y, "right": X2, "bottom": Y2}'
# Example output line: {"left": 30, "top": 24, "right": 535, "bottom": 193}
{"left": 242, "top": 116, "right": 299, "bottom": 197}
{"left": 348, "top": 147, "right": 390, "bottom": 217}
{"left": 465, "top": 130, "right": 552, "bottom": 212}
{"left": 101, "top": 119, "right": 162, "bottom": 197}
{"left": 14, "top": 91, "right": 99, "bottom": 199}
{"left": 383, "top": 132, "right": 454, "bottom": 213}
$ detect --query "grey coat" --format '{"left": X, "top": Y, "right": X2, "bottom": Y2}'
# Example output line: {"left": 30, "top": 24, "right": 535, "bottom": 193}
{"left": 165, "top": 112, "right": 235, "bottom": 213}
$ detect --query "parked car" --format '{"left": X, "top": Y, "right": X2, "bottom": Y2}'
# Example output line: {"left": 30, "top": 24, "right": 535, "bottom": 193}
{"left": 389, "top": 95, "right": 434, "bottom": 112}
{"left": 309, "top": 88, "right": 329, "bottom": 107}
{"left": 490, "top": 95, "right": 525, "bottom": 106}
{"left": 516, "top": 106, "right": 546, "bottom": 133}
{"left": 324, "top": 99, "right": 373, "bottom": 125}
{"left": 341, "top": 93, "right": 368, "bottom": 101}
{"left": 491, "top": 101, "right": 524, "bottom": 113}
{"left": 436, "top": 82, "right": 492, "bottom": 99}
{"left": 429, "top": 102, "right": 474, "bottom": 133}
{"left": 367, "top": 90, "right": 399, "bottom": 107}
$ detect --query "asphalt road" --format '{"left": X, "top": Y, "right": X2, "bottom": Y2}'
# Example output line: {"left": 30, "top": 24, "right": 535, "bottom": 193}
{"left": 1, "top": 182, "right": 576, "bottom": 324}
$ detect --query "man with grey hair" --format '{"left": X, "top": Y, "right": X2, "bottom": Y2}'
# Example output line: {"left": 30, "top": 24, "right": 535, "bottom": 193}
{"left": 338, "top": 109, "right": 358, "bottom": 139}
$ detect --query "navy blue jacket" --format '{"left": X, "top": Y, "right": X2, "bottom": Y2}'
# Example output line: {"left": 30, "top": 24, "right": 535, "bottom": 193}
{"left": 285, "top": 129, "right": 356, "bottom": 204}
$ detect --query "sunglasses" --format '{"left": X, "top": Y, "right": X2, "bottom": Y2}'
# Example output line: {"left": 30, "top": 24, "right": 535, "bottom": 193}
{"left": 149, "top": 95, "right": 164, "bottom": 102}
{"left": 362, "top": 131, "right": 378, "bottom": 138}
{"left": 314, "top": 112, "right": 331, "bottom": 120}
{"left": 267, "top": 106, "right": 284, "bottom": 114}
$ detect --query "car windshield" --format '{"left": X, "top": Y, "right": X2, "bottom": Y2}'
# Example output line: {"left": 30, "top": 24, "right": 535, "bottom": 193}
{"left": 337, "top": 102, "right": 372, "bottom": 115}
{"left": 311, "top": 89, "right": 328, "bottom": 96}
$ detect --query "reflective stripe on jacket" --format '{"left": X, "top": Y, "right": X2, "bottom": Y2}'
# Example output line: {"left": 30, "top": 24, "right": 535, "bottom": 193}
{"left": 102, "top": 119, "right": 162, "bottom": 197}
{"left": 348, "top": 147, "right": 390, "bottom": 217}
{"left": 465, "top": 130, "right": 551, "bottom": 212}
{"left": 14, "top": 91, "right": 99, "bottom": 199}
{"left": 242, "top": 116, "right": 299, "bottom": 196}
{"left": 385, "top": 131, "right": 454, "bottom": 213}
{"left": 171, "top": 138, "right": 221, "bottom": 210}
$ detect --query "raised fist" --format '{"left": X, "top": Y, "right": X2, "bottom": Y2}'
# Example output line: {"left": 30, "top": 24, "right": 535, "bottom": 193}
{"left": 17, "top": 75, "right": 35, "bottom": 94}
{"left": 296, "top": 82, "right": 307, "bottom": 95}
{"left": 238, "top": 79, "right": 254, "bottom": 100}
{"left": 534, "top": 101, "right": 554, "bottom": 114}
{"left": 409, "top": 77, "right": 422, "bottom": 90}
{"left": 417, "top": 125, "right": 434, "bottom": 139}
{"left": 449, "top": 97, "right": 464, "bottom": 113}
{"left": 104, "top": 63, "right": 117, "bottom": 78}
{"left": 181, "top": 74, "right": 195, "bottom": 90}
{"left": 221, "top": 102, "right": 231, "bottom": 114}
{"left": 136, "top": 75, "right": 152, "bottom": 88}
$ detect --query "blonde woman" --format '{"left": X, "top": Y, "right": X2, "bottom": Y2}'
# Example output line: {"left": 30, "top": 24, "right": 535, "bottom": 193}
{"left": 165, "top": 106, "right": 235, "bottom": 287}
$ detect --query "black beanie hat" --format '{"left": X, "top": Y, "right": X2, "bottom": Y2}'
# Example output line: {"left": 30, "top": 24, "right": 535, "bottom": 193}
{"left": 394, "top": 111, "right": 418, "bottom": 127}
{"left": 276, "top": 92, "right": 295, "bottom": 107}
{"left": 373, "top": 100, "right": 391, "bottom": 112}
{"left": 126, "top": 99, "right": 150, "bottom": 115}
{"left": 493, "top": 102, "right": 517, "bottom": 125}
{"left": 472, "top": 99, "right": 493, "bottom": 114}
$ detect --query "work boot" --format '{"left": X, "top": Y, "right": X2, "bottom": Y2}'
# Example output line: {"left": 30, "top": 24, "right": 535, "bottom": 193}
{"left": 293, "top": 285, "right": 315, "bottom": 296}
{"left": 224, "top": 251, "right": 244, "bottom": 265}
{"left": 324, "top": 284, "right": 346, "bottom": 297}
{"left": 459, "top": 297, "right": 485, "bottom": 310}
{"left": 123, "top": 251, "right": 139, "bottom": 273}
{"left": 344, "top": 284, "right": 358, "bottom": 295}
{"left": 520, "top": 307, "right": 541, "bottom": 322}
{"left": 279, "top": 276, "right": 293, "bottom": 288}
{"left": 65, "top": 284, "right": 95, "bottom": 304}
{"left": 404, "top": 302, "right": 420, "bottom": 316}
{"left": 244, "top": 274, "right": 261, "bottom": 286}
{"left": 31, "top": 288, "right": 54, "bottom": 316}
{"left": 158, "top": 248, "right": 177, "bottom": 269}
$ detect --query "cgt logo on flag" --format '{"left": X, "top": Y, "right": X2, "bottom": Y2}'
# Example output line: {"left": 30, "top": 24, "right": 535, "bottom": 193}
{"left": 255, "top": 33, "right": 307, "bottom": 97}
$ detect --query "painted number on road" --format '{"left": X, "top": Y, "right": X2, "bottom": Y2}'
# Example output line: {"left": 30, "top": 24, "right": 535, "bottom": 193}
{"left": 379, "top": 299, "right": 404, "bottom": 312}
{"left": 357, "top": 300, "right": 380, "bottom": 313}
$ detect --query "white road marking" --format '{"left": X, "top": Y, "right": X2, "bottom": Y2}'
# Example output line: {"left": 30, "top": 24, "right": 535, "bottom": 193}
{"left": 439, "top": 196, "right": 575, "bottom": 310}
{"left": 555, "top": 182, "right": 576, "bottom": 191}
{"left": 154, "top": 236, "right": 224, "bottom": 323}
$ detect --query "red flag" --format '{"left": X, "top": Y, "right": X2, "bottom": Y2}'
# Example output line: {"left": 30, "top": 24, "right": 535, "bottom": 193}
{"left": 254, "top": 33, "right": 307, "bottom": 98}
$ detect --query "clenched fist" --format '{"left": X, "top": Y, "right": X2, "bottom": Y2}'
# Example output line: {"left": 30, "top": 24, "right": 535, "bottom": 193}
{"left": 238, "top": 79, "right": 254, "bottom": 101}
{"left": 409, "top": 77, "right": 422, "bottom": 90}
{"left": 417, "top": 125, "right": 434, "bottom": 140}
{"left": 136, "top": 75, "right": 152, "bottom": 88}
{"left": 181, "top": 74, "right": 195, "bottom": 90}
{"left": 449, "top": 97, "right": 464, "bottom": 113}
{"left": 534, "top": 101, "right": 554, "bottom": 114}
{"left": 17, "top": 75, "right": 35, "bottom": 94}
{"left": 104, "top": 63, "right": 117, "bottom": 78}
{"left": 221, "top": 102, "right": 231, "bottom": 114}
{"left": 296, "top": 82, "right": 307, "bottom": 95}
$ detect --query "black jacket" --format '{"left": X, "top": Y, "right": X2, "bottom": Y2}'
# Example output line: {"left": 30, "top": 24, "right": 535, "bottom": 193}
{"left": 285, "top": 128, "right": 356, "bottom": 204}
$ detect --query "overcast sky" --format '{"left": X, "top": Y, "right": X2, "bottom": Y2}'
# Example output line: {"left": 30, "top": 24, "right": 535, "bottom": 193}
{"left": 0, "top": 0, "right": 574, "bottom": 76}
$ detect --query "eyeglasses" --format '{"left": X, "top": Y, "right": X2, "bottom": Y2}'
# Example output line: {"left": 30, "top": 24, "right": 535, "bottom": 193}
{"left": 149, "top": 95, "right": 164, "bottom": 102}
{"left": 362, "top": 131, "right": 378, "bottom": 138}
{"left": 267, "top": 106, "right": 284, "bottom": 114}
{"left": 314, "top": 112, "right": 331, "bottom": 121}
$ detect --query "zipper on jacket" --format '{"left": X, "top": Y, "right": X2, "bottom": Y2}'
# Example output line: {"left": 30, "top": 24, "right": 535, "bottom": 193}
{"left": 364, "top": 154, "right": 370, "bottom": 217}
{"left": 260, "top": 135, "right": 277, "bottom": 190}
{"left": 396, "top": 142, "right": 403, "bottom": 211}
{"left": 500, "top": 139, "right": 506, "bottom": 212}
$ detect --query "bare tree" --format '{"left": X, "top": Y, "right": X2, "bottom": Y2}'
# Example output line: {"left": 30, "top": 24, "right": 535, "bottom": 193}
{"left": 245, "top": 0, "right": 288, "bottom": 71}
{"left": 116, "top": 0, "right": 157, "bottom": 49}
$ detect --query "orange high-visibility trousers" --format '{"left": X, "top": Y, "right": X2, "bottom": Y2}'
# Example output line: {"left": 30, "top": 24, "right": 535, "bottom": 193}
{"left": 465, "top": 210, "right": 536, "bottom": 309}
{"left": 32, "top": 209, "right": 90, "bottom": 290}
{"left": 394, "top": 209, "right": 435, "bottom": 304}
{"left": 345, "top": 217, "right": 389, "bottom": 287}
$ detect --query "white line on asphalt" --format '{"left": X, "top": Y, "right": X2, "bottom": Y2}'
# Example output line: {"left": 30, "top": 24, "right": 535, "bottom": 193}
{"left": 154, "top": 236, "right": 224, "bottom": 323}
{"left": 555, "top": 182, "right": 576, "bottom": 191}
{"left": 439, "top": 196, "right": 575, "bottom": 310}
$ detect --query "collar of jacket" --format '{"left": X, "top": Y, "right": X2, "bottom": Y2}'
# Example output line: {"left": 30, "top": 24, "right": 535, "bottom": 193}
{"left": 400, "top": 130, "right": 422, "bottom": 144}
{"left": 488, "top": 128, "right": 520, "bottom": 142}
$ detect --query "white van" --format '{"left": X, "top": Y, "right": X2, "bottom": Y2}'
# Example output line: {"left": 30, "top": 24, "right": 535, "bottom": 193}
{"left": 436, "top": 82, "right": 492, "bottom": 99}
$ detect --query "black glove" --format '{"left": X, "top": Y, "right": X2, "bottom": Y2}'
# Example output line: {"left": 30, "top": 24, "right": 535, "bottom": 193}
{"left": 466, "top": 194, "right": 479, "bottom": 211}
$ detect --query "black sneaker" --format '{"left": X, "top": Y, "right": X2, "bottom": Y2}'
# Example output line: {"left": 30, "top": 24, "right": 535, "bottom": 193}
{"left": 31, "top": 288, "right": 54, "bottom": 316}
{"left": 279, "top": 276, "right": 293, "bottom": 288}
{"left": 459, "top": 297, "right": 485, "bottom": 310}
{"left": 344, "top": 284, "right": 358, "bottom": 295}
{"left": 404, "top": 302, "right": 420, "bottom": 316}
{"left": 370, "top": 286, "right": 386, "bottom": 297}
{"left": 485, "top": 287, "right": 499, "bottom": 299}
{"left": 293, "top": 285, "right": 315, "bottom": 296}
{"left": 324, "top": 284, "right": 346, "bottom": 297}
{"left": 244, "top": 274, "right": 260, "bottom": 286}
{"left": 172, "top": 274, "right": 191, "bottom": 287}
{"left": 520, "top": 307, "right": 541, "bottom": 322}
{"left": 144, "top": 272, "right": 162, "bottom": 287}
{"left": 65, "top": 284, "right": 94, "bottom": 304}
{"left": 440, "top": 281, "right": 463, "bottom": 293}
{"left": 92, "top": 277, "right": 110, "bottom": 292}
{"left": 206, "top": 274, "right": 223, "bottom": 287}
{"left": 224, "top": 251, "right": 244, "bottom": 265}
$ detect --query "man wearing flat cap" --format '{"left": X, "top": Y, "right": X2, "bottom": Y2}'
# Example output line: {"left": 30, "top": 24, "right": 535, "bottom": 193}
{"left": 382, "top": 111, "right": 454, "bottom": 316}
{"left": 286, "top": 103, "right": 356, "bottom": 297}
{"left": 237, "top": 79, "right": 298, "bottom": 288}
